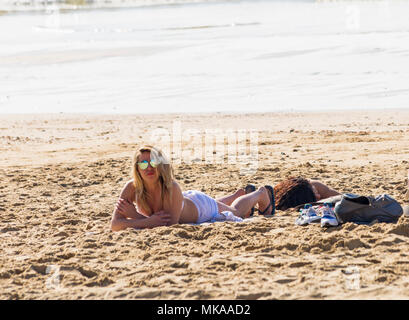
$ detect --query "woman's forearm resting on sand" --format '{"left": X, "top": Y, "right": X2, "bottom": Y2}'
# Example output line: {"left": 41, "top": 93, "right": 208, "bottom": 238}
{"left": 111, "top": 210, "right": 172, "bottom": 231}
{"left": 110, "top": 215, "right": 150, "bottom": 231}
{"left": 115, "top": 198, "right": 146, "bottom": 219}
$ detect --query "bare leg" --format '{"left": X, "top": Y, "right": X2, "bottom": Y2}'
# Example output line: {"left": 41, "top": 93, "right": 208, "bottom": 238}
{"left": 216, "top": 188, "right": 245, "bottom": 206}
{"left": 215, "top": 187, "right": 272, "bottom": 219}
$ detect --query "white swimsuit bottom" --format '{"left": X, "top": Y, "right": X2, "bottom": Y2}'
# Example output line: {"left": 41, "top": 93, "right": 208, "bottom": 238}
{"left": 182, "top": 190, "right": 219, "bottom": 224}
{"left": 182, "top": 190, "right": 243, "bottom": 224}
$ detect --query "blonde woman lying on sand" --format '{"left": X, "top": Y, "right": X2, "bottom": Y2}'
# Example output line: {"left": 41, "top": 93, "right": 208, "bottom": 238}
{"left": 110, "top": 145, "right": 275, "bottom": 231}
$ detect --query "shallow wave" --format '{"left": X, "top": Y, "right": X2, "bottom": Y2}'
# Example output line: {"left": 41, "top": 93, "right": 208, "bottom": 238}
{"left": 1, "top": 0, "right": 228, "bottom": 13}
{"left": 0, "top": 0, "right": 315, "bottom": 13}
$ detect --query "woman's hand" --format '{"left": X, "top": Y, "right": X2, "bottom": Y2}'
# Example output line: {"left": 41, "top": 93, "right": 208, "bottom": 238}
{"left": 146, "top": 211, "right": 171, "bottom": 228}
{"left": 115, "top": 198, "right": 138, "bottom": 218}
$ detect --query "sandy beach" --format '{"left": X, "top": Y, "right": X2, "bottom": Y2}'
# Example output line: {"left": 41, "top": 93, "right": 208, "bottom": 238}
{"left": 1, "top": 110, "right": 409, "bottom": 300}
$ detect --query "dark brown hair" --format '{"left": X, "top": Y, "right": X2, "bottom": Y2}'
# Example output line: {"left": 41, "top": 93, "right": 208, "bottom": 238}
{"left": 274, "top": 177, "right": 316, "bottom": 210}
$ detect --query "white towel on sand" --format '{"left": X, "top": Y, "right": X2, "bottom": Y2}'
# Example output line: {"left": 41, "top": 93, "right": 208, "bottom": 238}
{"left": 210, "top": 211, "right": 243, "bottom": 223}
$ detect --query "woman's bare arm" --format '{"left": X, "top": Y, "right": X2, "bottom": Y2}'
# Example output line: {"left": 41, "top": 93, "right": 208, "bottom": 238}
{"left": 111, "top": 180, "right": 171, "bottom": 231}
{"left": 111, "top": 211, "right": 171, "bottom": 231}
{"left": 114, "top": 180, "right": 146, "bottom": 219}
{"left": 111, "top": 213, "right": 150, "bottom": 231}
{"left": 111, "top": 180, "right": 147, "bottom": 231}
{"left": 309, "top": 180, "right": 340, "bottom": 200}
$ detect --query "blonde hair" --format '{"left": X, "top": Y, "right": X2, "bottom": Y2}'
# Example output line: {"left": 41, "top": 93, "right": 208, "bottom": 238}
{"left": 132, "top": 145, "right": 174, "bottom": 215}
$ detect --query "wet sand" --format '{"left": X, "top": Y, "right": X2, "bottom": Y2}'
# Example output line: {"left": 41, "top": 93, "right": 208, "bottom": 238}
{"left": 1, "top": 110, "right": 409, "bottom": 299}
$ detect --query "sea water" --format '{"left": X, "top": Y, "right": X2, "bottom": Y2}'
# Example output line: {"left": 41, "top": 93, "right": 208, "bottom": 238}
{"left": 1, "top": 0, "right": 409, "bottom": 114}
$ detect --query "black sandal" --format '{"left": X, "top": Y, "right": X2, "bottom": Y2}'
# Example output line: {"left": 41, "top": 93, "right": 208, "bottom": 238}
{"left": 258, "top": 185, "right": 275, "bottom": 216}
{"left": 245, "top": 184, "right": 256, "bottom": 216}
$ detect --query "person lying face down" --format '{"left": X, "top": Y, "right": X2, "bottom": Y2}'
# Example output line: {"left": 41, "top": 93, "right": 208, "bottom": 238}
{"left": 273, "top": 177, "right": 341, "bottom": 211}
{"left": 110, "top": 145, "right": 275, "bottom": 231}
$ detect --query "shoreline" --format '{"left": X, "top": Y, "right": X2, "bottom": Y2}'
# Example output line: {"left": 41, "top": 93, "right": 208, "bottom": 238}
{"left": 2, "top": 107, "right": 409, "bottom": 116}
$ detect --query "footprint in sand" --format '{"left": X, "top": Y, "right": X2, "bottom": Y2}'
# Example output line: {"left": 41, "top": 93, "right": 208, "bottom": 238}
{"left": 85, "top": 277, "right": 114, "bottom": 288}
{"left": 0, "top": 271, "right": 11, "bottom": 279}
{"left": 31, "top": 265, "right": 48, "bottom": 275}
{"left": 274, "top": 277, "right": 297, "bottom": 284}
{"left": 344, "top": 238, "right": 368, "bottom": 250}
{"left": 288, "top": 261, "right": 312, "bottom": 268}
{"left": 77, "top": 267, "right": 98, "bottom": 279}
{"left": 236, "top": 292, "right": 271, "bottom": 299}
{"left": 54, "top": 231, "right": 69, "bottom": 238}
{"left": 1, "top": 227, "right": 20, "bottom": 233}
{"left": 388, "top": 223, "right": 409, "bottom": 238}
{"left": 83, "top": 241, "right": 98, "bottom": 249}
{"left": 56, "top": 252, "right": 76, "bottom": 260}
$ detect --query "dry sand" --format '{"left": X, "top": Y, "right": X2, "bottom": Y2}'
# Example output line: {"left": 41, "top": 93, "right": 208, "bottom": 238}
{"left": 1, "top": 110, "right": 409, "bottom": 300}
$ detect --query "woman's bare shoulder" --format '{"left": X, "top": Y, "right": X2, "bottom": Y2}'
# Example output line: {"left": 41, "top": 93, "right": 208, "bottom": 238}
{"left": 124, "top": 179, "right": 135, "bottom": 189}
{"left": 172, "top": 180, "right": 181, "bottom": 189}
{"left": 120, "top": 179, "right": 136, "bottom": 201}
{"left": 171, "top": 180, "right": 183, "bottom": 194}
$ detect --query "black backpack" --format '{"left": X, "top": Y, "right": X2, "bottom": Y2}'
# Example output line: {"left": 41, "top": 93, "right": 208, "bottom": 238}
{"left": 333, "top": 193, "right": 403, "bottom": 224}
